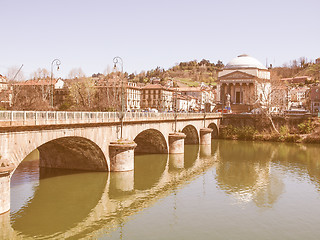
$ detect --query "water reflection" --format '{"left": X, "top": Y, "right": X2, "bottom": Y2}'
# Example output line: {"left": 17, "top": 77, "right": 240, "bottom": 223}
{"left": 215, "top": 140, "right": 320, "bottom": 208}
{"left": 134, "top": 154, "right": 167, "bottom": 190}
{"left": 271, "top": 143, "right": 320, "bottom": 190}
{"left": 200, "top": 145, "right": 211, "bottom": 158}
{"left": 169, "top": 154, "right": 184, "bottom": 171}
{"left": 11, "top": 168, "right": 108, "bottom": 238}
{"left": 184, "top": 145, "right": 199, "bottom": 169}
{"left": 216, "top": 140, "right": 284, "bottom": 207}
{"left": 109, "top": 171, "right": 134, "bottom": 199}
{"left": 7, "top": 140, "right": 320, "bottom": 239}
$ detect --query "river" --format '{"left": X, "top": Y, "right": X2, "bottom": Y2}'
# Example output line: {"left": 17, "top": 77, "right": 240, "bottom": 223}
{"left": 2, "top": 140, "right": 320, "bottom": 239}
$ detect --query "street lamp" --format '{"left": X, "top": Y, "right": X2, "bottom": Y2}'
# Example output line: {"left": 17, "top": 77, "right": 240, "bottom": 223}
{"left": 174, "top": 81, "right": 178, "bottom": 132}
{"left": 113, "top": 56, "right": 125, "bottom": 139}
{"left": 50, "top": 59, "right": 61, "bottom": 108}
{"left": 203, "top": 101, "right": 207, "bottom": 127}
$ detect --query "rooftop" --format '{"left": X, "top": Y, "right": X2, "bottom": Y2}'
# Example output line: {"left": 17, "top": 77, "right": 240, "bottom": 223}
{"left": 225, "top": 54, "right": 267, "bottom": 70}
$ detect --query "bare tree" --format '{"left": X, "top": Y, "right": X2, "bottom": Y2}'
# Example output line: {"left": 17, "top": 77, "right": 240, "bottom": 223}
{"left": 253, "top": 71, "right": 287, "bottom": 134}
{"left": 12, "top": 85, "right": 50, "bottom": 110}
{"left": 68, "top": 77, "right": 96, "bottom": 110}
{"left": 68, "top": 68, "right": 86, "bottom": 80}
{"left": 30, "top": 68, "right": 50, "bottom": 80}
{"left": 6, "top": 66, "right": 25, "bottom": 82}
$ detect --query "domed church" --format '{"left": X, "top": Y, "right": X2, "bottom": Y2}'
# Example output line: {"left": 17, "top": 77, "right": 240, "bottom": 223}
{"left": 216, "top": 54, "right": 271, "bottom": 113}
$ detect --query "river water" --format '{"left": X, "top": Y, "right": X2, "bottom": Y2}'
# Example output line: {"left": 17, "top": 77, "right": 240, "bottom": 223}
{"left": 3, "top": 140, "right": 320, "bottom": 239}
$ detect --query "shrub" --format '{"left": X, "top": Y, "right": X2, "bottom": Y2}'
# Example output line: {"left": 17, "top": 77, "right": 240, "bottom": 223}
{"left": 220, "top": 125, "right": 256, "bottom": 140}
{"left": 298, "top": 120, "right": 315, "bottom": 134}
{"left": 236, "top": 126, "right": 256, "bottom": 140}
{"left": 284, "top": 134, "right": 301, "bottom": 142}
{"left": 220, "top": 125, "right": 236, "bottom": 139}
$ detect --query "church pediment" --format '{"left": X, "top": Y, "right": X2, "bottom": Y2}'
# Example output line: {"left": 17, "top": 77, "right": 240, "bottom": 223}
{"left": 219, "top": 71, "right": 256, "bottom": 80}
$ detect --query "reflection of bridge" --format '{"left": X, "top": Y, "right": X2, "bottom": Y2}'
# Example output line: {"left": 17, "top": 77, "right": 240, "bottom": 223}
{"left": 0, "top": 111, "right": 221, "bottom": 215}
{"left": 1, "top": 144, "right": 218, "bottom": 239}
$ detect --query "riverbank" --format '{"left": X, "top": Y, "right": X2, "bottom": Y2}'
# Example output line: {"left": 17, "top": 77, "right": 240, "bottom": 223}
{"left": 218, "top": 119, "right": 320, "bottom": 144}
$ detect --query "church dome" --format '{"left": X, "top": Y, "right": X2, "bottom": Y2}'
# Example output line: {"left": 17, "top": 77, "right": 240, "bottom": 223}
{"left": 225, "top": 54, "right": 267, "bottom": 70}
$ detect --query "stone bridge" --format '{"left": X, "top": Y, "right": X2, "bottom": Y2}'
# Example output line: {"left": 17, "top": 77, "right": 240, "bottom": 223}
{"left": 0, "top": 111, "right": 221, "bottom": 215}
{"left": 1, "top": 144, "right": 219, "bottom": 239}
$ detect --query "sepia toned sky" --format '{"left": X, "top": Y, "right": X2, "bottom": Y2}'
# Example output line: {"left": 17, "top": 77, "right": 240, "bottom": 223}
{"left": 0, "top": 0, "right": 319, "bottom": 79}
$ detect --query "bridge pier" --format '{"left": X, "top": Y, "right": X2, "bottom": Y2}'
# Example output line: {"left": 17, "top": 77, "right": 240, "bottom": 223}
{"left": 168, "top": 133, "right": 186, "bottom": 171}
{"left": 0, "top": 211, "right": 15, "bottom": 239}
{"left": 109, "top": 140, "right": 137, "bottom": 172}
{"left": 200, "top": 128, "right": 213, "bottom": 145}
{"left": 0, "top": 161, "right": 14, "bottom": 215}
{"left": 168, "top": 132, "right": 186, "bottom": 154}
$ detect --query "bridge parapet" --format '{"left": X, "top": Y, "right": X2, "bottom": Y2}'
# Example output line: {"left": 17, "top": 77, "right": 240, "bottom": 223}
{"left": 0, "top": 111, "right": 221, "bottom": 127}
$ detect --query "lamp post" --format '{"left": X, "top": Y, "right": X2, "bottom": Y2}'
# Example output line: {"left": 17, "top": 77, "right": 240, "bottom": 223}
{"left": 174, "top": 82, "right": 178, "bottom": 132}
{"left": 50, "top": 59, "right": 61, "bottom": 108}
{"left": 113, "top": 56, "right": 124, "bottom": 139}
{"left": 203, "top": 103, "right": 206, "bottom": 127}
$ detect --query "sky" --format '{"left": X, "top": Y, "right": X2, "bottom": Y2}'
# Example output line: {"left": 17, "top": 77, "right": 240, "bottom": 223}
{"left": 0, "top": 0, "right": 319, "bottom": 79}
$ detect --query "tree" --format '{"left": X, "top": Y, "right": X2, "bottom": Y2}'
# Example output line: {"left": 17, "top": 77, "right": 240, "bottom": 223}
{"left": 253, "top": 71, "right": 288, "bottom": 134}
{"left": 216, "top": 60, "right": 224, "bottom": 69}
{"left": 12, "top": 85, "right": 50, "bottom": 110}
{"left": 30, "top": 68, "right": 50, "bottom": 80}
{"left": 68, "top": 77, "right": 97, "bottom": 110}
{"left": 6, "top": 66, "right": 25, "bottom": 82}
{"left": 68, "top": 68, "right": 86, "bottom": 80}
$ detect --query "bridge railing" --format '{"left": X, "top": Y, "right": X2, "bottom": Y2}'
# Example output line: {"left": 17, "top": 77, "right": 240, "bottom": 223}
{"left": 0, "top": 111, "right": 221, "bottom": 127}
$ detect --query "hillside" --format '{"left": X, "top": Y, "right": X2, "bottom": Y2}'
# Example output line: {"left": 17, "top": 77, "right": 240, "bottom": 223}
{"left": 271, "top": 58, "right": 320, "bottom": 82}
{"left": 100, "top": 57, "right": 320, "bottom": 87}
{"left": 125, "top": 59, "right": 224, "bottom": 87}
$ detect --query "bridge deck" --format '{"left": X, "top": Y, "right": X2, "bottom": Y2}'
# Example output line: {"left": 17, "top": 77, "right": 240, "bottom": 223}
{"left": 0, "top": 111, "right": 222, "bottom": 128}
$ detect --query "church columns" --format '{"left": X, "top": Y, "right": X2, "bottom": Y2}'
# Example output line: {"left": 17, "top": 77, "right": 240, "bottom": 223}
{"left": 240, "top": 83, "right": 243, "bottom": 104}
{"left": 233, "top": 83, "right": 236, "bottom": 104}
{"left": 220, "top": 83, "right": 225, "bottom": 104}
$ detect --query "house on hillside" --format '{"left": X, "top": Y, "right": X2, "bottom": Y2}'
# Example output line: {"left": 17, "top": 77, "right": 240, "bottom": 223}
{"left": 289, "top": 86, "right": 309, "bottom": 108}
{"left": 281, "top": 76, "right": 312, "bottom": 85}
{"left": 309, "top": 86, "right": 320, "bottom": 113}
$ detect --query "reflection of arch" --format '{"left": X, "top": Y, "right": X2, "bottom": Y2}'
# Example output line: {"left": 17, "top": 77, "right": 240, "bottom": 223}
{"left": 134, "top": 154, "right": 168, "bottom": 190}
{"left": 37, "top": 137, "right": 108, "bottom": 171}
{"left": 134, "top": 129, "right": 168, "bottom": 154}
{"left": 182, "top": 125, "right": 199, "bottom": 144}
{"left": 208, "top": 123, "right": 219, "bottom": 138}
{"left": 11, "top": 168, "right": 107, "bottom": 237}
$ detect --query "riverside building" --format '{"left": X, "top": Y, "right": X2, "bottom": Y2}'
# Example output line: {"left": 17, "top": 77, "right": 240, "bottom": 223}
{"left": 216, "top": 54, "right": 271, "bottom": 113}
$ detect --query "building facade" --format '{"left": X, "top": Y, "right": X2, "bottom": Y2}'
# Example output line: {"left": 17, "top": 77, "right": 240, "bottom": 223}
{"left": 216, "top": 54, "right": 271, "bottom": 112}
{"left": 309, "top": 86, "right": 320, "bottom": 113}
{"left": 126, "top": 82, "right": 141, "bottom": 111}
{"left": 141, "top": 84, "right": 173, "bottom": 111}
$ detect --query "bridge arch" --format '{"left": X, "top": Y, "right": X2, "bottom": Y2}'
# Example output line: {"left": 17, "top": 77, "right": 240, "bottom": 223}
{"left": 208, "top": 122, "right": 219, "bottom": 138}
{"left": 134, "top": 129, "right": 168, "bottom": 154}
{"left": 35, "top": 136, "right": 108, "bottom": 172}
{"left": 182, "top": 125, "right": 199, "bottom": 144}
